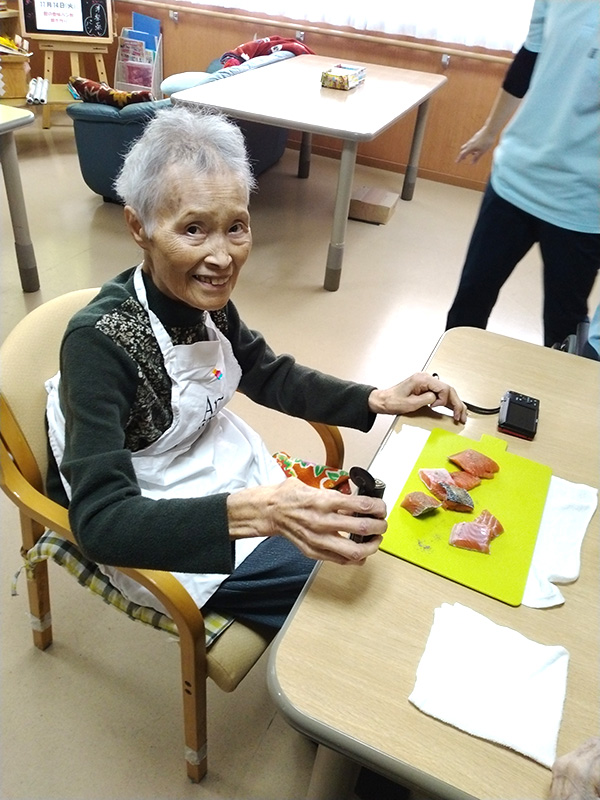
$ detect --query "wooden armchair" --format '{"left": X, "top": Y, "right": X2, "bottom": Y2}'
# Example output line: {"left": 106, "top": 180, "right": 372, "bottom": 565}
{"left": 0, "top": 289, "right": 345, "bottom": 782}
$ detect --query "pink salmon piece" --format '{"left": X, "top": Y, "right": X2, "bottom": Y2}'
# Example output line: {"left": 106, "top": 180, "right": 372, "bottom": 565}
{"left": 400, "top": 491, "right": 442, "bottom": 517}
{"left": 418, "top": 468, "right": 456, "bottom": 501}
{"left": 449, "top": 522, "right": 491, "bottom": 554}
{"left": 448, "top": 449, "right": 500, "bottom": 479}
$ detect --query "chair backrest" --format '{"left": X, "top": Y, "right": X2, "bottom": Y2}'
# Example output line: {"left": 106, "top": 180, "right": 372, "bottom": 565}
{"left": 1, "top": 289, "right": 99, "bottom": 484}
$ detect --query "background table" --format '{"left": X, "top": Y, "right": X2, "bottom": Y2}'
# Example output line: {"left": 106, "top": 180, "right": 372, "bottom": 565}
{"left": 268, "top": 328, "right": 599, "bottom": 800}
{"left": 0, "top": 105, "right": 39, "bottom": 292}
{"left": 172, "top": 55, "right": 446, "bottom": 292}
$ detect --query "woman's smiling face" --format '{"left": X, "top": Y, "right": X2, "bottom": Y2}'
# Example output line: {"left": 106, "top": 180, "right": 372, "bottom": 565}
{"left": 127, "top": 166, "right": 252, "bottom": 311}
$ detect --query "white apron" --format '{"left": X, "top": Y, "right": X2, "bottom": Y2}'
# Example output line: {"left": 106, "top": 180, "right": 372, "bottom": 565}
{"left": 45, "top": 265, "right": 285, "bottom": 614}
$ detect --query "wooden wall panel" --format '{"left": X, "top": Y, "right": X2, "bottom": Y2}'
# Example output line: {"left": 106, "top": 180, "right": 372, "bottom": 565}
{"left": 23, "top": 0, "right": 513, "bottom": 192}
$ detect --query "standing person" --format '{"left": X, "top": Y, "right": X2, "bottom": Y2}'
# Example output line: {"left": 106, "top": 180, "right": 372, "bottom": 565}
{"left": 45, "top": 105, "right": 466, "bottom": 631}
{"left": 446, "top": 0, "right": 600, "bottom": 347}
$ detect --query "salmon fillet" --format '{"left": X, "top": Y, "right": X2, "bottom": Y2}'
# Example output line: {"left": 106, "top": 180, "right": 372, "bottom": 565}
{"left": 418, "top": 468, "right": 456, "bottom": 500}
{"left": 450, "top": 470, "right": 481, "bottom": 490}
{"left": 448, "top": 449, "right": 500, "bottom": 479}
{"left": 476, "top": 508, "right": 504, "bottom": 539}
{"left": 400, "top": 491, "right": 442, "bottom": 517}
{"left": 448, "top": 522, "right": 492, "bottom": 553}
{"left": 439, "top": 482, "right": 474, "bottom": 512}
{"left": 449, "top": 509, "right": 504, "bottom": 553}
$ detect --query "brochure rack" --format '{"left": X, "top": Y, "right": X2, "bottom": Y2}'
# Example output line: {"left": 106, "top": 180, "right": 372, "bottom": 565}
{"left": 114, "top": 13, "right": 162, "bottom": 97}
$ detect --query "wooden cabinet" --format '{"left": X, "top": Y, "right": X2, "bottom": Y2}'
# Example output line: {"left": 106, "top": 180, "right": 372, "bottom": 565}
{"left": 0, "top": 9, "right": 30, "bottom": 99}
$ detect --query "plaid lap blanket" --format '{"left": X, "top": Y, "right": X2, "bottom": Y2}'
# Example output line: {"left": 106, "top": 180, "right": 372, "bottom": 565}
{"left": 13, "top": 455, "right": 349, "bottom": 645}
{"left": 13, "top": 532, "right": 234, "bottom": 646}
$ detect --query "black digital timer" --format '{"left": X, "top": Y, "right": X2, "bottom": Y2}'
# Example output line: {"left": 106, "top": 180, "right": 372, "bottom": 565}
{"left": 498, "top": 391, "right": 540, "bottom": 440}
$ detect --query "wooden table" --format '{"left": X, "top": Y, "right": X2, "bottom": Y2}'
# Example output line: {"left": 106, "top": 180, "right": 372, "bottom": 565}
{"left": 172, "top": 55, "right": 446, "bottom": 292}
{"left": 267, "top": 328, "right": 599, "bottom": 800}
{"left": 0, "top": 104, "right": 39, "bottom": 292}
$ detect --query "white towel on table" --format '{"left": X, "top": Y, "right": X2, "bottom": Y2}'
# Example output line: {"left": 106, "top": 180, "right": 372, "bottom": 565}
{"left": 370, "top": 426, "right": 598, "bottom": 608}
{"left": 522, "top": 476, "right": 597, "bottom": 608}
{"left": 408, "top": 602, "right": 569, "bottom": 767}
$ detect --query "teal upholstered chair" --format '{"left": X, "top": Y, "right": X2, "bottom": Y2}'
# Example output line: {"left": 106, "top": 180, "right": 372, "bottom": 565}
{"left": 66, "top": 94, "right": 288, "bottom": 204}
{"left": 66, "top": 99, "right": 172, "bottom": 203}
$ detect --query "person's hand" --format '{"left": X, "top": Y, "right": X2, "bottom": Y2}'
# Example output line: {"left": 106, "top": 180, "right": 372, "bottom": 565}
{"left": 456, "top": 127, "right": 497, "bottom": 165}
{"left": 368, "top": 373, "right": 467, "bottom": 424}
{"left": 549, "top": 737, "right": 600, "bottom": 800}
{"left": 226, "top": 478, "right": 386, "bottom": 565}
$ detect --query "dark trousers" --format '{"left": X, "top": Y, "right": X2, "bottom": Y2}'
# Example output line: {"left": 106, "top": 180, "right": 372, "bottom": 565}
{"left": 204, "top": 536, "right": 316, "bottom": 630}
{"left": 446, "top": 183, "right": 600, "bottom": 346}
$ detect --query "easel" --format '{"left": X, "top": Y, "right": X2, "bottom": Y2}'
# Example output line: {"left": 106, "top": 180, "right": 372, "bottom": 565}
{"left": 39, "top": 40, "right": 108, "bottom": 129}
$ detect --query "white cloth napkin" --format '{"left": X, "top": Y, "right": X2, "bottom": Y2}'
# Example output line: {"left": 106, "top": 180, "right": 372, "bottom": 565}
{"left": 409, "top": 602, "right": 569, "bottom": 767}
{"left": 370, "top": 425, "right": 598, "bottom": 608}
{"left": 369, "top": 424, "right": 430, "bottom": 506}
{"left": 522, "top": 476, "right": 598, "bottom": 607}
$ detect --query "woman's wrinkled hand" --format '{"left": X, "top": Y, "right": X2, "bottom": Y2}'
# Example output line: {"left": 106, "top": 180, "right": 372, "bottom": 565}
{"left": 549, "top": 737, "right": 600, "bottom": 800}
{"left": 368, "top": 372, "right": 467, "bottom": 424}
{"left": 227, "top": 478, "right": 386, "bottom": 565}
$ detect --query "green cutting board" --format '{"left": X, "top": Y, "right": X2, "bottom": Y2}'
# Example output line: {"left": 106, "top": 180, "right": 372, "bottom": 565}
{"left": 382, "top": 429, "right": 552, "bottom": 606}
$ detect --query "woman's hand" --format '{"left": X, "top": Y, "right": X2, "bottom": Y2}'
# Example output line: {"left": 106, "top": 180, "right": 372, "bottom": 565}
{"left": 226, "top": 478, "right": 386, "bottom": 565}
{"left": 549, "top": 737, "right": 600, "bottom": 800}
{"left": 368, "top": 373, "right": 467, "bottom": 424}
{"left": 456, "top": 90, "right": 522, "bottom": 165}
{"left": 456, "top": 127, "right": 497, "bottom": 164}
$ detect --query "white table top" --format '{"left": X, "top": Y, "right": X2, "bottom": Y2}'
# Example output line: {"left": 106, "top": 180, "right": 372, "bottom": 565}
{"left": 172, "top": 54, "right": 447, "bottom": 141}
{"left": 0, "top": 104, "right": 34, "bottom": 134}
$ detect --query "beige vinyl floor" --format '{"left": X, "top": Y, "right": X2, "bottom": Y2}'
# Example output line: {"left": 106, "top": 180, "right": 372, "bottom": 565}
{"left": 2, "top": 110, "right": 598, "bottom": 800}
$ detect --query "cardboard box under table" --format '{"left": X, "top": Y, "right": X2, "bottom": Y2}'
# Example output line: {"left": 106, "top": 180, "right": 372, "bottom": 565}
{"left": 349, "top": 185, "right": 399, "bottom": 224}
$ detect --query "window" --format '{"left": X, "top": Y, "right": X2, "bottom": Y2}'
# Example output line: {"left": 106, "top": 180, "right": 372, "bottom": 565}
{"left": 197, "top": 1, "right": 535, "bottom": 52}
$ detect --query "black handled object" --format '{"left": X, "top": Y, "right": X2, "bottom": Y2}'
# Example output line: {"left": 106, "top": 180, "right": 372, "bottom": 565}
{"left": 348, "top": 466, "right": 386, "bottom": 542}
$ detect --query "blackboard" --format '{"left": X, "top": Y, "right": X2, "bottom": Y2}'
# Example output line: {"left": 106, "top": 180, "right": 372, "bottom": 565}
{"left": 18, "top": 0, "right": 114, "bottom": 44}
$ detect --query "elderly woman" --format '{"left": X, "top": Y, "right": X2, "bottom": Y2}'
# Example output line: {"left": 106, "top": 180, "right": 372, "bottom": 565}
{"left": 45, "top": 106, "right": 466, "bottom": 630}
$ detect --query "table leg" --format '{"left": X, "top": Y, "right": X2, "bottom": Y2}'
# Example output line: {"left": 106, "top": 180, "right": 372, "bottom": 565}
{"left": 324, "top": 139, "right": 358, "bottom": 292}
{"left": 306, "top": 744, "right": 361, "bottom": 800}
{"left": 42, "top": 51, "right": 53, "bottom": 130}
{"left": 298, "top": 132, "right": 312, "bottom": 179}
{"left": 401, "top": 99, "right": 431, "bottom": 202}
{"left": 0, "top": 132, "right": 40, "bottom": 293}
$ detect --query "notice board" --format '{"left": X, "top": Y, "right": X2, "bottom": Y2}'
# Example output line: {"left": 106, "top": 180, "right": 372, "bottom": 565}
{"left": 18, "top": 0, "right": 114, "bottom": 44}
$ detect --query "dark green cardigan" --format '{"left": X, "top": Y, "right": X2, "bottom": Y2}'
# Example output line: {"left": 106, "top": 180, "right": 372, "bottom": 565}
{"left": 47, "top": 267, "right": 376, "bottom": 575}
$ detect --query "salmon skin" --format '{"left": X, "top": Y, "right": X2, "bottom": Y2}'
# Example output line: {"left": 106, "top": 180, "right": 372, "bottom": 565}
{"left": 400, "top": 491, "right": 442, "bottom": 517}
{"left": 439, "top": 482, "right": 474, "bottom": 512}
{"left": 418, "top": 470, "right": 474, "bottom": 510}
{"left": 448, "top": 449, "right": 500, "bottom": 479}
{"left": 449, "top": 509, "right": 504, "bottom": 553}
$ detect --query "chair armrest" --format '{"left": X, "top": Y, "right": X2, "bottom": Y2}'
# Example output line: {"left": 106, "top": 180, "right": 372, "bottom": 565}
{"left": 0, "top": 437, "right": 72, "bottom": 539}
{"left": 0, "top": 436, "right": 205, "bottom": 639}
{"left": 307, "top": 421, "right": 345, "bottom": 469}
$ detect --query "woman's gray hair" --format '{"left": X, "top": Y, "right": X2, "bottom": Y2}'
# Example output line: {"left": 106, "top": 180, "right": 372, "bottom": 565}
{"left": 114, "top": 105, "right": 256, "bottom": 232}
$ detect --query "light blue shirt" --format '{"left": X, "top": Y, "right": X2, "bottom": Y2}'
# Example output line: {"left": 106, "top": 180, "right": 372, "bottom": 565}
{"left": 491, "top": 0, "right": 600, "bottom": 233}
